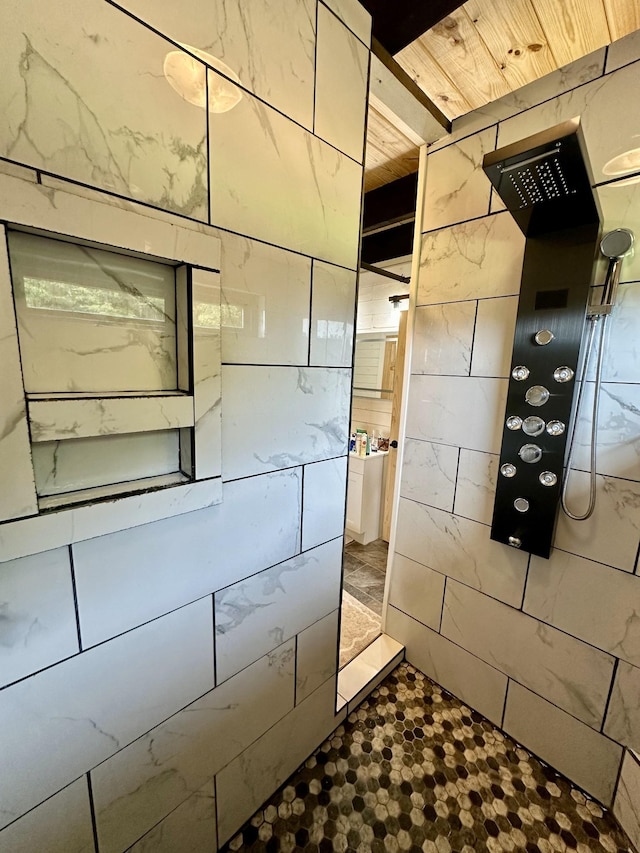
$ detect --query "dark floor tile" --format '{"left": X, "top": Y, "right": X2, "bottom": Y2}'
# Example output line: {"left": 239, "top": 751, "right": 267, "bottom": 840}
{"left": 345, "top": 562, "right": 386, "bottom": 590}
{"left": 342, "top": 552, "right": 364, "bottom": 578}
{"left": 343, "top": 582, "right": 383, "bottom": 616}
{"left": 223, "top": 663, "right": 633, "bottom": 853}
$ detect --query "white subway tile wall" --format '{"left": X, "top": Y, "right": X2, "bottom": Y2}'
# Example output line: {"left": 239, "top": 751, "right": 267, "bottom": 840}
{"left": 0, "top": 1, "right": 370, "bottom": 850}
{"left": 387, "top": 43, "right": 640, "bottom": 815}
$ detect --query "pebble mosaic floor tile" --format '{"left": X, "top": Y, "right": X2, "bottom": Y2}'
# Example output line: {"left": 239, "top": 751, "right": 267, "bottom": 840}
{"left": 223, "top": 663, "right": 633, "bottom": 853}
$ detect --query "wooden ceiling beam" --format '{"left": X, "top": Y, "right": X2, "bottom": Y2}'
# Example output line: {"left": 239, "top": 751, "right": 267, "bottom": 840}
{"left": 369, "top": 50, "right": 450, "bottom": 145}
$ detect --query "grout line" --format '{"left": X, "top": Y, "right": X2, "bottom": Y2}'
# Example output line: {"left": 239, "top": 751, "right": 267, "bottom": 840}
{"left": 86, "top": 772, "right": 101, "bottom": 853}
{"left": 293, "top": 634, "right": 299, "bottom": 707}
{"left": 438, "top": 576, "right": 447, "bottom": 633}
{"left": 451, "top": 447, "right": 462, "bottom": 513}
{"left": 601, "top": 658, "right": 620, "bottom": 735}
{"left": 501, "top": 678, "right": 511, "bottom": 728}
{"left": 68, "top": 545, "right": 84, "bottom": 653}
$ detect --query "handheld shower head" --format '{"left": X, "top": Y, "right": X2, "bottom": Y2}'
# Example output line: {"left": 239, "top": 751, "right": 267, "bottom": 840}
{"left": 600, "top": 227, "right": 634, "bottom": 259}
{"left": 599, "top": 228, "right": 635, "bottom": 311}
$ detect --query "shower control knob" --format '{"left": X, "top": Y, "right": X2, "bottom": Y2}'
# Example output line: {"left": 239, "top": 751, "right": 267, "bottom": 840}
{"left": 539, "top": 471, "right": 558, "bottom": 487}
{"left": 546, "top": 420, "right": 565, "bottom": 436}
{"left": 525, "top": 385, "right": 550, "bottom": 407}
{"left": 500, "top": 463, "right": 517, "bottom": 478}
{"left": 534, "top": 329, "right": 555, "bottom": 346}
{"left": 512, "top": 365, "right": 530, "bottom": 381}
{"left": 522, "top": 416, "right": 545, "bottom": 436}
{"left": 553, "top": 366, "right": 575, "bottom": 383}
{"left": 514, "top": 498, "right": 530, "bottom": 513}
{"left": 506, "top": 415, "right": 523, "bottom": 431}
{"left": 508, "top": 536, "right": 522, "bottom": 548}
{"left": 519, "top": 443, "right": 542, "bottom": 464}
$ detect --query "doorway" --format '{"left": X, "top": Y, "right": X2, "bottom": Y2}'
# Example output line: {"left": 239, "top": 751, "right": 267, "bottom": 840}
{"left": 339, "top": 258, "right": 411, "bottom": 668}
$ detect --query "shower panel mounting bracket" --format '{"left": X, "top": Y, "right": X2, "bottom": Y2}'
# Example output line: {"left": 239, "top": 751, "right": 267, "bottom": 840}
{"left": 482, "top": 118, "right": 602, "bottom": 559}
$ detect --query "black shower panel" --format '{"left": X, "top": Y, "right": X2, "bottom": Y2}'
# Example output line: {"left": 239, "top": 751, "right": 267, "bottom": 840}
{"left": 482, "top": 119, "right": 602, "bottom": 559}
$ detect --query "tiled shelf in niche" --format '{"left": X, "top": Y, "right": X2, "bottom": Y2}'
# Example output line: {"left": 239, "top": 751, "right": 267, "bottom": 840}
{"left": 0, "top": 172, "right": 222, "bottom": 531}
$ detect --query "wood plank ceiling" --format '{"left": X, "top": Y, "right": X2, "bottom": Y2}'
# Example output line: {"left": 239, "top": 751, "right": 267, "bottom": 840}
{"left": 365, "top": 0, "right": 640, "bottom": 191}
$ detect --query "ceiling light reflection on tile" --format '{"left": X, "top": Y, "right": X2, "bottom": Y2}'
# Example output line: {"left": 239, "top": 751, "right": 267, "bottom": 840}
{"left": 163, "top": 45, "right": 242, "bottom": 113}
{"left": 602, "top": 146, "right": 640, "bottom": 187}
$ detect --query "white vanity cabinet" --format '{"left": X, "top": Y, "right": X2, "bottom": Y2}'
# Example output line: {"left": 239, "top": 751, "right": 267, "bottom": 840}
{"left": 345, "top": 451, "right": 387, "bottom": 544}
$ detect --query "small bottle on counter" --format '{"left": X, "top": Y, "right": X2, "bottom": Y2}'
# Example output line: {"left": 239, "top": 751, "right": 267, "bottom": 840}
{"left": 370, "top": 431, "right": 379, "bottom": 453}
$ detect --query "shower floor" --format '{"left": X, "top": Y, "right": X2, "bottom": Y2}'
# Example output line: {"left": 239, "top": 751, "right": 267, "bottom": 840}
{"left": 223, "top": 662, "right": 632, "bottom": 853}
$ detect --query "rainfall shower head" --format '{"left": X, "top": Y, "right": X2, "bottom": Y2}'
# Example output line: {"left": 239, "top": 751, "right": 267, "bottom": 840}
{"left": 483, "top": 118, "right": 600, "bottom": 235}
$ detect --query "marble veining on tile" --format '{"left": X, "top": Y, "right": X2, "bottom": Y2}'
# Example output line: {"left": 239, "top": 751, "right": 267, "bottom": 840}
{"left": 222, "top": 366, "right": 350, "bottom": 481}
{"left": 1, "top": 0, "right": 207, "bottom": 218}
{"left": 399, "top": 438, "right": 457, "bottom": 511}
{"left": 309, "top": 261, "right": 356, "bottom": 368}
{"left": 442, "top": 580, "right": 616, "bottom": 730}
{"left": 453, "top": 448, "right": 499, "bottom": 526}
{"left": 395, "top": 498, "right": 528, "bottom": 608}
{"left": 0, "top": 598, "right": 214, "bottom": 832}
{"left": 418, "top": 213, "right": 525, "bottom": 305}
{"left": 411, "top": 302, "right": 476, "bottom": 376}
{"left": 215, "top": 538, "right": 342, "bottom": 683}
{"left": 91, "top": 641, "right": 294, "bottom": 853}
{"left": 423, "top": 127, "right": 495, "bottom": 232}
{"left": 0, "top": 548, "right": 79, "bottom": 689}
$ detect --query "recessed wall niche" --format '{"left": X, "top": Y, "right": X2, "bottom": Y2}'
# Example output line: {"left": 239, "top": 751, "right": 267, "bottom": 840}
{"left": 0, "top": 172, "right": 222, "bottom": 533}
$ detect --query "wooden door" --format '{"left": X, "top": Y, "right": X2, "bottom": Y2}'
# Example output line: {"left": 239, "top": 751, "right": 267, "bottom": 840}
{"left": 382, "top": 309, "right": 407, "bottom": 541}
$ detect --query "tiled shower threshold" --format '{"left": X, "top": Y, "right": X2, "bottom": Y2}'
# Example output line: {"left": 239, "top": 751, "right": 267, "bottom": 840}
{"left": 337, "top": 634, "right": 405, "bottom": 714}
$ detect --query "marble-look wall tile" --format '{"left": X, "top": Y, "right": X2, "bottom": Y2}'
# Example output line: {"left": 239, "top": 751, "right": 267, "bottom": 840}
{"left": 296, "top": 610, "right": 340, "bottom": 703}
{"left": 215, "top": 538, "right": 342, "bottom": 682}
{"left": 216, "top": 675, "right": 340, "bottom": 845}
{"left": 73, "top": 469, "right": 301, "bottom": 648}
{"left": 222, "top": 366, "right": 350, "bottom": 480}
{"left": 613, "top": 751, "right": 640, "bottom": 851}
{"left": 302, "top": 457, "right": 348, "bottom": 551}
{"left": 525, "top": 550, "right": 640, "bottom": 666}
{"left": 209, "top": 76, "right": 362, "bottom": 269}
{"left": 395, "top": 498, "right": 528, "bottom": 608}
{"left": 417, "top": 213, "right": 525, "bottom": 305}
{"left": 9, "top": 231, "right": 178, "bottom": 394}
{"left": 589, "top": 282, "right": 640, "bottom": 384}
{"left": 0, "top": 598, "right": 213, "bottom": 831}
{"left": 453, "top": 449, "right": 498, "bottom": 526}
{"left": 607, "top": 29, "right": 640, "bottom": 72}
{"left": 91, "top": 641, "right": 294, "bottom": 853}
{"left": 577, "top": 382, "right": 640, "bottom": 481}
{"left": 0, "top": 230, "right": 37, "bottom": 521}
{"left": 386, "top": 554, "right": 445, "bottom": 631}
{"left": 596, "top": 182, "right": 640, "bottom": 284}
{"left": 0, "top": 173, "right": 221, "bottom": 271}
{"left": 423, "top": 127, "right": 495, "bottom": 232}
{"left": 503, "top": 681, "right": 622, "bottom": 806}
{"left": 0, "top": 777, "right": 94, "bottom": 853}
{"left": 191, "top": 268, "right": 222, "bottom": 480}
{"left": 314, "top": 5, "right": 368, "bottom": 162}
{"left": 114, "top": 0, "right": 316, "bottom": 128}
{"left": 405, "top": 375, "right": 508, "bottom": 455}
{"left": 429, "top": 49, "right": 605, "bottom": 153}
{"left": 127, "top": 780, "right": 216, "bottom": 853}
{"left": 399, "top": 439, "right": 458, "bottom": 511}
{"left": 32, "top": 430, "right": 179, "bottom": 498}
{"left": 497, "top": 61, "right": 640, "bottom": 187}
{"left": 0, "top": 548, "right": 78, "bottom": 689}
{"left": 441, "top": 580, "right": 616, "bottom": 729}
{"left": 411, "top": 302, "right": 477, "bottom": 376}
{"left": 604, "top": 662, "right": 640, "bottom": 751}
{"left": 385, "top": 606, "right": 507, "bottom": 725}
{"left": 310, "top": 261, "right": 357, "bottom": 367}
{"left": 554, "top": 472, "right": 640, "bottom": 573}
{"left": 220, "top": 234, "right": 311, "bottom": 366}
{"left": 0, "top": 477, "right": 222, "bottom": 564}
{"left": 322, "top": 0, "right": 372, "bottom": 44}
{"left": 1, "top": 0, "right": 207, "bottom": 218}
{"left": 28, "top": 396, "right": 193, "bottom": 442}
{"left": 470, "top": 296, "right": 519, "bottom": 378}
